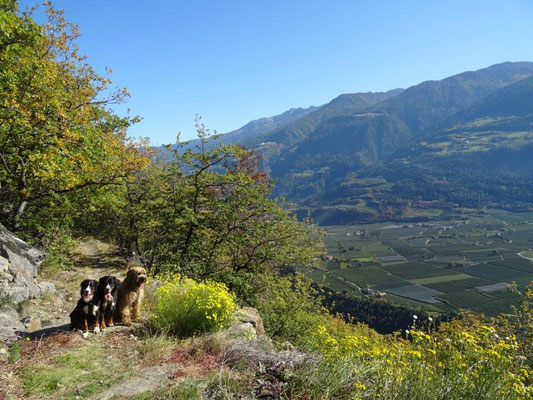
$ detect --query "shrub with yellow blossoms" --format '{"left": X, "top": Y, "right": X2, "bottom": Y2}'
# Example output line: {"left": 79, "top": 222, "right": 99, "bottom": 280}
{"left": 150, "top": 274, "right": 236, "bottom": 337}
{"left": 296, "top": 316, "right": 532, "bottom": 400}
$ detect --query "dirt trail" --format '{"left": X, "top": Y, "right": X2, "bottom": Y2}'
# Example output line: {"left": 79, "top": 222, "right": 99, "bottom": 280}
{"left": 21, "top": 238, "right": 130, "bottom": 337}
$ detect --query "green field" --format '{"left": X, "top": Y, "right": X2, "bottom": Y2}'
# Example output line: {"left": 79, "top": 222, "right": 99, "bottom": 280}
{"left": 310, "top": 210, "right": 533, "bottom": 316}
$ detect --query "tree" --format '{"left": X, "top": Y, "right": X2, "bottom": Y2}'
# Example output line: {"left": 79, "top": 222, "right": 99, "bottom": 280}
{"left": 105, "top": 121, "right": 323, "bottom": 298}
{"left": 0, "top": 1, "right": 148, "bottom": 231}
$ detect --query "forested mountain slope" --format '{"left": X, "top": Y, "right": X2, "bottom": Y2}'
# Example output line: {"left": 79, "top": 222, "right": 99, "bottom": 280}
{"left": 309, "top": 73, "right": 533, "bottom": 224}
{"left": 256, "top": 62, "right": 533, "bottom": 204}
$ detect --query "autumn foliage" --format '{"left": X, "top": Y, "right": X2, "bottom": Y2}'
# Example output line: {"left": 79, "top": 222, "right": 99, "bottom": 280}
{"left": 0, "top": 1, "right": 149, "bottom": 232}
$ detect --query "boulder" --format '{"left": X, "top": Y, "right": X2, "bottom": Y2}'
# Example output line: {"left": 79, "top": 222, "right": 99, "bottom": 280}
{"left": 0, "top": 222, "right": 48, "bottom": 305}
{"left": 0, "top": 223, "right": 45, "bottom": 272}
{"left": 0, "top": 306, "right": 24, "bottom": 338}
{"left": 0, "top": 223, "right": 55, "bottom": 339}
{"left": 0, "top": 255, "right": 8, "bottom": 272}
{"left": 233, "top": 306, "right": 265, "bottom": 336}
{"left": 38, "top": 281, "right": 56, "bottom": 294}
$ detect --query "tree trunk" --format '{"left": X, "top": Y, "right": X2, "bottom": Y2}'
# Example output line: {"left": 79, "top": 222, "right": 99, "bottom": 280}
{"left": 14, "top": 199, "right": 27, "bottom": 228}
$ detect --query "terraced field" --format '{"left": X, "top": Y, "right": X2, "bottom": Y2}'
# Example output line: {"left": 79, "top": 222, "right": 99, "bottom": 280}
{"left": 308, "top": 210, "right": 533, "bottom": 316}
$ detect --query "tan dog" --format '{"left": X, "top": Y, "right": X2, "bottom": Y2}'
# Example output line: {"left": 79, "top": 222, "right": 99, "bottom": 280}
{"left": 114, "top": 266, "right": 147, "bottom": 326}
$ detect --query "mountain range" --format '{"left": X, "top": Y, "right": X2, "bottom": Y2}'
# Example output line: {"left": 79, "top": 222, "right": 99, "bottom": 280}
{"left": 165, "top": 61, "right": 533, "bottom": 224}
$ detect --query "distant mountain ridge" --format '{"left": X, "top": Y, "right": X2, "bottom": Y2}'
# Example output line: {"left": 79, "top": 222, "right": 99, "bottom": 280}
{"left": 218, "top": 105, "right": 319, "bottom": 143}
{"left": 160, "top": 61, "right": 533, "bottom": 224}
{"left": 245, "top": 62, "right": 533, "bottom": 206}
{"left": 307, "top": 64, "right": 533, "bottom": 224}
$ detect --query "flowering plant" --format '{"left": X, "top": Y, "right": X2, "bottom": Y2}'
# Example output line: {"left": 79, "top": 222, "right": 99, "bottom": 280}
{"left": 150, "top": 274, "right": 236, "bottom": 337}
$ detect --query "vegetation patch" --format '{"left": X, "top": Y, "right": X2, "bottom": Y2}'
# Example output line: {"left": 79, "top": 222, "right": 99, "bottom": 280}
{"left": 386, "top": 285, "right": 443, "bottom": 304}
{"left": 149, "top": 275, "right": 236, "bottom": 337}
{"left": 19, "top": 340, "right": 134, "bottom": 399}
{"left": 382, "top": 261, "right": 458, "bottom": 280}
{"left": 336, "top": 266, "right": 407, "bottom": 288}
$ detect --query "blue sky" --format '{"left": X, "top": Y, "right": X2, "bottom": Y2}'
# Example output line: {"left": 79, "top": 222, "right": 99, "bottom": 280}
{"left": 20, "top": 0, "right": 533, "bottom": 144}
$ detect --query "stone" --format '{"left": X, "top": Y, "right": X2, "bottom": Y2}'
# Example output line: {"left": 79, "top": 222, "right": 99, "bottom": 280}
{"left": 8, "top": 266, "right": 42, "bottom": 299}
{"left": 38, "top": 281, "right": 56, "bottom": 294}
{"left": 234, "top": 306, "right": 265, "bottom": 335}
{"left": 95, "top": 364, "right": 174, "bottom": 400}
{"left": 0, "top": 223, "right": 46, "bottom": 309}
{"left": 0, "top": 255, "right": 8, "bottom": 272}
{"left": 0, "top": 271, "right": 13, "bottom": 281}
{"left": 0, "top": 223, "right": 45, "bottom": 269}
{"left": 5, "top": 286, "right": 30, "bottom": 304}
{"left": 223, "top": 322, "right": 258, "bottom": 340}
{"left": 0, "top": 306, "right": 24, "bottom": 337}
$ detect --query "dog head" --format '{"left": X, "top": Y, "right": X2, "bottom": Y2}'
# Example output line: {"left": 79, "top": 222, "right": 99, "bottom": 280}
{"left": 126, "top": 266, "right": 147, "bottom": 289}
{"left": 79, "top": 279, "right": 98, "bottom": 302}
{"left": 98, "top": 276, "right": 120, "bottom": 300}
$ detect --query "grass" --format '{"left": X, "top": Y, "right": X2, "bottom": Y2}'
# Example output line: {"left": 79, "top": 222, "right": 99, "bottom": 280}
{"left": 454, "top": 263, "right": 528, "bottom": 282}
{"left": 437, "top": 289, "right": 521, "bottom": 316}
{"left": 19, "top": 341, "right": 134, "bottom": 399}
{"left": 8, "top": 341, "right": 22, "bottom": 364}
{"left": 381, "top": 262, "right": 459, "bottom": 280}
{"left": 336, "top": 266, "right": 407, "bottom": 289}
{"left": 424, "top": 277, "right": 494, "bottom": 293}
{"left": 386, "top": 285, "right": 443, "bottom": 304}
{"left": 409, "top": 273, "right": 473, "bottom": 286}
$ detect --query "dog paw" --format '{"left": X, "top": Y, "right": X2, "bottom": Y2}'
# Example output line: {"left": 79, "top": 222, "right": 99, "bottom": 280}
{"left": 82, "top": 331, "right": 89, "bottom": 339}
{"left": 108, "top": 323, "right": 114, "bottom": 327}
{"left": 101, "top": 328, "right": 106, "bottom": 332}
{"left": 93, "top": 327, "right": 100, "bottom": 334}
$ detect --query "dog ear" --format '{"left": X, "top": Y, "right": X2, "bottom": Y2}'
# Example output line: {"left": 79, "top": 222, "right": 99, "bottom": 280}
{"left": 80, "top": 279, "right": 89, "bottom": 287}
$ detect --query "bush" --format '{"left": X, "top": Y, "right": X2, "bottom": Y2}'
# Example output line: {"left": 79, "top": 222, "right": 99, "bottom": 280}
{"left": 288, "top": 316, "right": 532, "bottom": 400}
{"left": 38, "top": 233, "right": 76, "bottom": 277}
{"left": 150, "top": 275, "right": 236, "bottom": 337}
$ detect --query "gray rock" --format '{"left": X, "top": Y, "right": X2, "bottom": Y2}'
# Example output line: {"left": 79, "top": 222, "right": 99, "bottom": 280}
{"left": 4, "top": 247, "right": 39, "bottom": 278}
{"left": 95, "top": 364, "right": 174, "bottom": 400}
{"left": 223, "top": 322, "right": 258, "bottom": 340}
{"left": 0, "top": 223, "right": 45, "bottom": 270}
{"left": 0, "top": 306, "right": 24, "bottom": 338}
{"left": 38, "top": 281, "right": 56, "bottom": 294}
{"left": 0, "top": 223, "right": 46, "bottom": 306}
{"left": 0, "top": 255, "right": 8, "bottom": 272}
{"left": 0, "top": 271, "right": 13, "bottom": 281}
{"left": 4, "top": 286, "right": 29, "bottom": 304}
{"left": 234, "top": 306, "right": 265, "bottom": 335}
{"left": 0, "top": 223, "right": 50, "bottom": 336}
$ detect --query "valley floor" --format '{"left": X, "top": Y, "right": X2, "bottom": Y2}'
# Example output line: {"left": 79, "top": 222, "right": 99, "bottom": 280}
{"left": 302, "top": 208, "right": 533, "bottom": 316}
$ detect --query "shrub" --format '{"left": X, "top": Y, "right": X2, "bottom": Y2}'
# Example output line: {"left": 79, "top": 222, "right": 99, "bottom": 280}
{"left": 38, "top": 233, "right": 76, "bottom": 277}
{"left": 150, "top": 275, "right": 236, "bottom": 337}
{"left": 289, "top": 316, "right": 532, "bottom": 400}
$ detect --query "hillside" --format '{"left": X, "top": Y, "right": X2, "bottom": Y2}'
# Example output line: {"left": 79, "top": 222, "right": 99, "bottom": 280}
{"left": 340, "top": 74, "right": 533, "bottom": 222}
{"left": 167, "top": 105, "right": 319, "bottom": 154}
{"left": 243, "top": 62, "right": 533, "bottom": 207}
{"left": 2, "top": 235, "right": 531, "bottom": 400}
{"left": 160, "top": 89, "right": 403, "bottom": 156}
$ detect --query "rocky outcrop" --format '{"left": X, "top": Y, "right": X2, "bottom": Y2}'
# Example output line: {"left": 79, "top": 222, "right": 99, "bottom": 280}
{"left": 0, "top": 223, "right": 55, "bottom": 339}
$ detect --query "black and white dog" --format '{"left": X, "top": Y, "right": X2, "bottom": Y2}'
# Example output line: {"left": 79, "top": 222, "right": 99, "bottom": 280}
{"left": 95, "top": 275, "right": 121, "bottom": 332}
{"left": 69, "top": 279, "right": 99, "bottom": 338}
